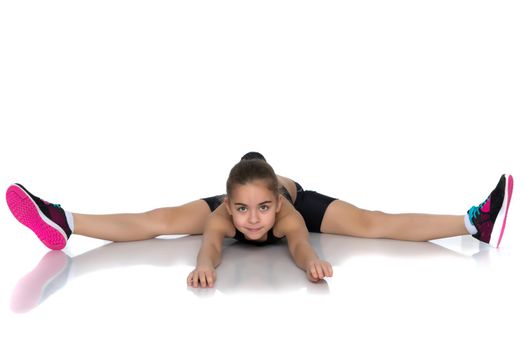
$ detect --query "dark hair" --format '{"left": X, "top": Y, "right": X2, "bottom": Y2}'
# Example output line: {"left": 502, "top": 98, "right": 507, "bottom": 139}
{"left": 226, "top": 159, "right": 278, "bottom": 200}
{"left": 240, "top": 151, "right": 267, "bottom": 162}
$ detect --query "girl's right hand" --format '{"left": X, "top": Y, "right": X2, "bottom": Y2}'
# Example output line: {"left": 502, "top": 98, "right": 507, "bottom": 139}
{"left": 187, "top": 265, "right": 216, "bottom": 288}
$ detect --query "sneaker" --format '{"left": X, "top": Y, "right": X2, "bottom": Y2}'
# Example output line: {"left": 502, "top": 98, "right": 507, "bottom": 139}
{"left": 6, "top": 184, "right": 72, "bottom": 250}
{"left": 467, "top": 174, "right": 514, "bottom": 248}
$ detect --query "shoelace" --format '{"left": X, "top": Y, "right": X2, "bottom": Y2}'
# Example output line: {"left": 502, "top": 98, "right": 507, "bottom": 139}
{"left": 42, "top": 198, "right": 61, "bottom": 209}
{"left": 468, "top": 198, "right": 489, "bottom": 222}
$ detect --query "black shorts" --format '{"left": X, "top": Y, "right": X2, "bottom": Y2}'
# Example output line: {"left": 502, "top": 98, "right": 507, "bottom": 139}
{"left": 200, "top": 181, "right": 338, "bottom": 233}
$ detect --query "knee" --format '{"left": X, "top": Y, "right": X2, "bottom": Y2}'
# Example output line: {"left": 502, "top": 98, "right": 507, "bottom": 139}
{"left": 360, "top": 210, "right": 388, "bottom": 239}
{"left": 143, "top": 208, "right": 171, "bottom": 237}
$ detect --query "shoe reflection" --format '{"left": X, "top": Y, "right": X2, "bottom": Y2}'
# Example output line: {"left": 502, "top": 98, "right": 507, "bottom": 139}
{"left": 11, "top": 250, "right": 72, "bottom": 313}
{"left": 11, "top": 233, "right": 484, "bottom": 312}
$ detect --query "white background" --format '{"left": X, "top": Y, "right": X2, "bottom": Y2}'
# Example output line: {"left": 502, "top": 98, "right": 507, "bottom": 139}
{"left": 1, "top": 1, "right": 524, "bottom": 349}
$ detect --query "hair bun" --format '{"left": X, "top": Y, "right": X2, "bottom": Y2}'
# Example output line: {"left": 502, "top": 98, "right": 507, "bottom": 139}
{"left": 240, "top": 152, "right": 266, "bottom": 162}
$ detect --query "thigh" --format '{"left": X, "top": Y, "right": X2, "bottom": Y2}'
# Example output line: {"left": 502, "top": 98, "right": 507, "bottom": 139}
{"left": 151, "top": 197, "right": 217, "bottom": 235}
{"left": 320, "top": 199, "right": 380, "bottom": 237}
{"left": 293, "top": 189, "right": 338, "bottom": 233}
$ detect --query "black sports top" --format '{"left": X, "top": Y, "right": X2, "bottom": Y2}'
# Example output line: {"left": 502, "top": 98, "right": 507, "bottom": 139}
{"left": 232, "top": 185, "right": 293, "bottom": 246}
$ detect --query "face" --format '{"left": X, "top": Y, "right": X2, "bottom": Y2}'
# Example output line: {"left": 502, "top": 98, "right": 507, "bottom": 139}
{"left": 224, "top": 180, "right": 283, "bottom": 241}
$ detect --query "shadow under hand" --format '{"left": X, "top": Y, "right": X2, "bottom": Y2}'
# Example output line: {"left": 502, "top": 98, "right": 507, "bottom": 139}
{"left": 210, "top": 239, "right": 330, "bottom": 296}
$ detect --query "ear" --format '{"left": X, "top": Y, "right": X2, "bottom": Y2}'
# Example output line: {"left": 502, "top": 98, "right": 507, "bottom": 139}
{"left": 223, "top": 196, "right": 233, "bottom": 216}
{"left": 276, "top": 194, "right": 283, "bottom": 213}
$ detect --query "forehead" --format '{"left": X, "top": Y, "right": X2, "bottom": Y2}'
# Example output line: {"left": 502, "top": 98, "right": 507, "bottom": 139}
{"left": 232, "top": 181, "right": 274, "bottom": 205}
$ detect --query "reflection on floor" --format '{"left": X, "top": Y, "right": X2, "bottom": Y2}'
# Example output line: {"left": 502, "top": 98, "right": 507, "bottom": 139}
{"left": 10, "top": 233, "right": 491, "bottom": 313}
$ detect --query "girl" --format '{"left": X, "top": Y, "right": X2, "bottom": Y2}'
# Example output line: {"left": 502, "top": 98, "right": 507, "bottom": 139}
{"left": 5, "top": 152, "right": 514, "bottom": 288}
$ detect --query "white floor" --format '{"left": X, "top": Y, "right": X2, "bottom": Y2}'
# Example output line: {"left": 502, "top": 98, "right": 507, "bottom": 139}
{"left": 2, "top": 1, "right": 524, "bottom": 349}
{"left": 2, "top": 212, "right": 524, "bottom": 349}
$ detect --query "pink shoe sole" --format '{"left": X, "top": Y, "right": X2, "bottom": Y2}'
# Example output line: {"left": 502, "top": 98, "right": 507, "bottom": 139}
{"left": 6, "top": 185, "right": 67, "bottom": 250}
{"left": 495, "top": 174, "right": 514, "bottom": 248}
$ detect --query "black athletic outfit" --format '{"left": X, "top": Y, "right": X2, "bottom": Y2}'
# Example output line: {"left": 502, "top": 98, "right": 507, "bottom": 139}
{"left": 200, "top": 152, "right": 338, "bottom": 245}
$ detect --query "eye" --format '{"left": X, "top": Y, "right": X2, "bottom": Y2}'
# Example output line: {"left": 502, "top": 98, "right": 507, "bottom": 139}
{"left": 260, "top": 205, "right": 269, "bottom": 211}
{"left": 237, "top": 207, "right": 247, "bottom": 212}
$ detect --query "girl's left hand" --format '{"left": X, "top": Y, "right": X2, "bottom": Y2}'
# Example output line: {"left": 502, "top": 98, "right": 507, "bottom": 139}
{"left": 306, "top": 259, "right": 333, "bottom": 282}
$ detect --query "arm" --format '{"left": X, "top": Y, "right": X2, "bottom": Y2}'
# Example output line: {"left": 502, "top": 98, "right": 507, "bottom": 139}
{"left": 187, "top": 215, "right": 229, "bottom": 288}
{"left": 281, "top": 213, "right": 333, "bottom": 282}
{"left": 196, "top": 229, "right": 223, "bottom": 269}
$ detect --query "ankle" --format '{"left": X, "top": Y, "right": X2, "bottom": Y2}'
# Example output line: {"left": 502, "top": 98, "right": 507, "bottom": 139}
{"left": 65, "top": 211, "right": 75, "bottom": 233}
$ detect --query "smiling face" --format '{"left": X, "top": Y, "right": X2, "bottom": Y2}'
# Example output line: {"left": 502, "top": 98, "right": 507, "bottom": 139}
{"left": 224, "top": 180, "right": 283, "bottom": 241}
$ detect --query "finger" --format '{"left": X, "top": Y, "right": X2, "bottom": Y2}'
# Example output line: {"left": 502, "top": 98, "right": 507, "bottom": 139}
{"left": 322, "top": 263, "right": 332, "bottom": 277}
{"left": 306, "top": 270, "right": 316, "bottom": 282}
{"left": 199, "top": 271, "right": 208, "bottom": 288}
{"left": 315, "top": 264, "right": 324, "bottom": 279}
{"left": 309, "top": 266, "right": 318, "bottom": 279}
{"left": 193, "top": 272, "right": 199, "bottom": 288}
{"left": 188, "top": 271, "right": 197, "bottom": 284}
{"left": 205, "top": 272, "right": 214, "bottom": 287}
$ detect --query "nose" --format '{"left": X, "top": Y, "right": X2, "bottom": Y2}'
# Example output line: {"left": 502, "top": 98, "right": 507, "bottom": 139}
{"left": 248, "top": 210, "right": 260, "bottom": 224}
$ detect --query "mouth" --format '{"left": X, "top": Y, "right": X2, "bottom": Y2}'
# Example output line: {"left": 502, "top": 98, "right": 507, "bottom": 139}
{"left": 246, "top": 227, "right": 262, "bottom": 233}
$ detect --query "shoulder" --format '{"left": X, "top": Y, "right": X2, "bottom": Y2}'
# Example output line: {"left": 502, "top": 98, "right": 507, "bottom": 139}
{"left": 204, "top": 205, "right": 236, "bottom": 238}
{"left": 274, "top": 210, "right": 310, "bottom": 251}
{"left": 274, "top": 208, "right": 308, "bottom": 237}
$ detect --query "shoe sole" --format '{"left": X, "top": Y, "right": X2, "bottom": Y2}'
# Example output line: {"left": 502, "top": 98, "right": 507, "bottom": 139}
{"left": 6, "top": 184, "right": 67, "bottom": 250}
{"left": 490, "top": 174, "right": 514, "bottom": 248}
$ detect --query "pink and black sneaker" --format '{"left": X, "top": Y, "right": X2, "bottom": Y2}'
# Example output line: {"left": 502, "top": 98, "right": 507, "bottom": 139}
{"left": 6, "top": 184, "right": 72, "bottom": 250}
{"left": 467, "top": 174, "right": 514, "bottom": 248}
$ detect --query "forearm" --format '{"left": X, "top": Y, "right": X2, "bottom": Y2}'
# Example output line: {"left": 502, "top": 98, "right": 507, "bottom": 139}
{"left": 197, "top": 244, "right": 221, "bottom": 268}
{"left": 291, "top": 242, "right": 319, "bottom": 271}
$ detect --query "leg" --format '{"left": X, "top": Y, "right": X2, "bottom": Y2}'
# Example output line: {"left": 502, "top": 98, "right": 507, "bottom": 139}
{"left": 320, "top": 200, "right": 468, "bottom": 241}
{"left": 73, "top": 199, "right": 212, "bottom": 242}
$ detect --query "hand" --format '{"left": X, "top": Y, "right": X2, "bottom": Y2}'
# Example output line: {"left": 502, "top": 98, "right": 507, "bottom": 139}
{"left": 187, "top": 265, "right": 217, "bottom": 288}
{"left": 306, "top": 259, "right": 333, "bottom": 282}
